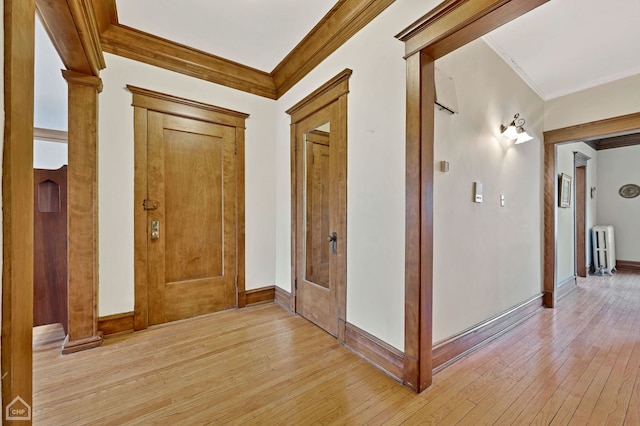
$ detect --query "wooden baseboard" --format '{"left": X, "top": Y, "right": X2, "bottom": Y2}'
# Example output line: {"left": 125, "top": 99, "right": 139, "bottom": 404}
{"left": 616, "top": 260, "right": 640, "bottom": 272}
{"left": 432, "top": 294, "right": 543, "bottom": 373}
{"left": 62, "top": 333, "right": 103, "bottom": 355}
{"left": 275, "top": 286, "right": 292, "bottom": 311}
{"left": 98, "top": 312, "right": 135, "bottom": 337}
{"left": 344, "top": 323, "right": 404, "bottom": 382}
{"left": 245, "top": 286, "right": 276, "bottom": 306}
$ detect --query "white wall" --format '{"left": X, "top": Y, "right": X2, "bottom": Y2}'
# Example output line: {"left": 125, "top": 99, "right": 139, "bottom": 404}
{"left": 273, "top": 0, "right": 441, "bottom": 351}
{"left": 34, "top": 140, "right": 67, "bottom": 169}
{"left": 432, "top": 39, "right": 544, "bottom": 342}
{"left": 555, "top": 142, "right": 597, "bottom": 283}
{"left": 544, "top": 74, "right": 640, "bottom": 131}
{"left": 596, "top": 145, "right": 640, "bottom": 262}
{"left": 98, "top": 53, "right": 278, "bottom": 315}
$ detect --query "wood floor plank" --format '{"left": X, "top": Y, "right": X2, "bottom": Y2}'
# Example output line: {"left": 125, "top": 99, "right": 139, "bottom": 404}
{"left": 32, "top": 272, "right": 640, "bottom": 424}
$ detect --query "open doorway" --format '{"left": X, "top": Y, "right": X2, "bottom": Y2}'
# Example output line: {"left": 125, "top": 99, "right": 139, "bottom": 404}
{"left": 33, "top": 15, "right": 69, "bottom": 338}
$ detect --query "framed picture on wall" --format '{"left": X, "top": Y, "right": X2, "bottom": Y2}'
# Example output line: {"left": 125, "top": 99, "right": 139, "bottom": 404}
{"left": 559, "top": 173, "right": 572, "bottom": 208}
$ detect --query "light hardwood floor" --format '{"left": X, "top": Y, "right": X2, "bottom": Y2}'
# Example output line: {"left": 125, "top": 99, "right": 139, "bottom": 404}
{"left": 33, "top": 272, "right": 640, "bottom": 424}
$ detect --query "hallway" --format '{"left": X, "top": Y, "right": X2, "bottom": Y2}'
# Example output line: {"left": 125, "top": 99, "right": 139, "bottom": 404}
{"left": 33, "top": 272, "right": 640, "bottom": 424}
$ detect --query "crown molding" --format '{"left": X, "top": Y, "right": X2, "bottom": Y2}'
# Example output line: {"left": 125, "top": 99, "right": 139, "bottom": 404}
{"left": 95, "top": 0, "right": 394, "bottom": 100}
{"left": 272, "top": 0, "right": 395, "bottom": 98}
{"left": 101, "top": 24, "right": 278, "bottom": 99}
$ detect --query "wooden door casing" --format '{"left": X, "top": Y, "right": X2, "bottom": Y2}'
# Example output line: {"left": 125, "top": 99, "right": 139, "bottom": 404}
{"left": 131, "top": 86, "right": 248, "bottom": 330}
{"left": 288, "top": 70, "right": 350, "bottom": 340}
{"left": 34, "top": 166, "right": 68, "bottom": 333}
{"left": 575, "top": 166, "right": 587, "bottom": 277}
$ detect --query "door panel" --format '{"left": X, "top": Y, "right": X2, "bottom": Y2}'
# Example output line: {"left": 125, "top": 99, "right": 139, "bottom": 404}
{"left": 147, "top": 112, "right": 236, "bottom": 325}
{"left": 33, "top": 166, "right": 68, "bottom": 333}
{"left": 305, "top": 133, "right": 330, "bottom": 288}
{"left": 295, "top": 101, "right": 346, "bottom": 337}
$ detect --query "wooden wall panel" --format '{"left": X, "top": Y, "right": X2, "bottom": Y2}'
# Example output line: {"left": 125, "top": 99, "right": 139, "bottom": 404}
{"left": 34, "top": 167, "right": 68, "bottom": 333}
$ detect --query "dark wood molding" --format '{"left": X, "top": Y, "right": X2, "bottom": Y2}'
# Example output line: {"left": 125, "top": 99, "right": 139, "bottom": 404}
{"left": 590, "top": 133, "right": 640, "bottom": 151}
{"left": 403, "top": 51, "right": 435, "bottom": 393}
{"left": 272, "top": 0, "right": 395, "bottom": 97}
{"left": 344, "top": 323, "right": 405, "bottom": 382}
{"left": 397, "top": 0, "right": 549, "bottom": 60}
{"left": 98, "top": 312, "right": 135, "bottom": 336}
{"left": 616, "top": 260, "right": 640, "bottom": 272}
{"left": 275, "top": 287, "right": 292, "bottom": 311}
{"left": 544, "top": 112, "right": 640, "bottom": 145}
{"left": 34, "top": 127, "right": 68, "bottom": 143}
{"left": 285, "top": 69, "right": 352, "bottom": 122}
{"left": 102, "top": 25, "right": 277, "bottom": 99}
{"left": 3, "top": 0, "right": 36, "bottom": 414}
{"left": 398, "top": 0, "right": 550, "bottom": 393}
{"left": 36, "top": 0, "right": 105, "bottom": 76}
{"left": 433, "top": 295, "right": 543, "bottom": 373}
{"left": 245, "top": 287, "right": 276, "bottom": 306}
{"left": 131, "top": 87, "right": 248, "bottom": 330}
{"left": 543, "top": 142, "right": 556, "bottom": 307}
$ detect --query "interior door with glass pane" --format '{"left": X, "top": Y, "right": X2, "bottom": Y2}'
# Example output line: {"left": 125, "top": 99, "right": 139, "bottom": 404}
{"left": 294, "top": 100, "right": 346, "bottom": 337}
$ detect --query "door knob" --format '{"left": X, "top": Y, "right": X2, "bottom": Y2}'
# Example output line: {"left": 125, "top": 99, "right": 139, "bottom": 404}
{"left": 327, "top": 232, "right": 337, "bottom": 254}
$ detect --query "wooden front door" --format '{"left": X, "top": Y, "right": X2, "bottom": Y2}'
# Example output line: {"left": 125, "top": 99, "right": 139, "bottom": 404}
{"left": 34, "top": 166, "right": 68, "bottom": 333}
{"left": 293, "top": 100, "right": 347, "bottom": 337}
{"left": 146, "top": 111, "right": 237, "bottom": 325}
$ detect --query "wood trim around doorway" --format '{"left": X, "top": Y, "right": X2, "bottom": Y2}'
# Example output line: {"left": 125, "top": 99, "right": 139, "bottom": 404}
{"left": 543, "top": 112, "right": 640, "bottom": 307}
{"left": 129, "top": 86, "right": 249, "bottom": 330}
{"left": 287, "top": 69, "right": 351, "bottom": 342}
{"left": 396, "top": 0, "right": 551, "bottom": 393}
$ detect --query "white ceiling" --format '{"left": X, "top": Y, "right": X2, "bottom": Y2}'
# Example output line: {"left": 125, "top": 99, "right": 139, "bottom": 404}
{"left": 35, "top": 0, "right": 640, "bottom": 131}
{"left": 116, "top": 0, "right": 337, "bottom": 71}
{"left": 484, "top": 0, "right": 640, "bottom": 100}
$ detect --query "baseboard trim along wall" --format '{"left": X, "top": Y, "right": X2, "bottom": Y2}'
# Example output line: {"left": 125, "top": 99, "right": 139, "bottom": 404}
{"left": 616, "top": 260, "right": 640, "bottom": 272}
{"left": 99, "top": 286, "right": 279, "bottom": 337}
{"left": 557, "top": 276, "right": 578, "bottom": 300}
{"left": 275, "top": 286, "right": 292, "bottom": 311}
{"left": 245, "top": 286, "right": 276, "bottom": 306}
{"left": 98, "top": 312, "right": 135, "bottom": 336}
{"left": 344, "top": 323, "right": 405, "bottom": 382}
{"left": 432, "top": 294, "right": 544, "bottom": 373}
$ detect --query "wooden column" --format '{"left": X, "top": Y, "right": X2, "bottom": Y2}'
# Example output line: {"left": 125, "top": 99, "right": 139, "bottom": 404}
{"left": 62, "top": 70, "right": 103, "bottom": 354}
{"left": 3, "top": 0, "right": 35, "bottom": 421}
{"left": 403, "top": 50, "right": 435, "bottom": 393}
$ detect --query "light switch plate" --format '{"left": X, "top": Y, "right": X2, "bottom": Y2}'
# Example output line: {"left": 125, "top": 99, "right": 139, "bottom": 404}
{"left": 474, "top": 181, "right": 483, "bottom": 203}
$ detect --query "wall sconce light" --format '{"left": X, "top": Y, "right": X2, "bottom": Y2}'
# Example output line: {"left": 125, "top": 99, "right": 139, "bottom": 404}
{"left": 500, "top": 113, "right": 534, "bottom": 144}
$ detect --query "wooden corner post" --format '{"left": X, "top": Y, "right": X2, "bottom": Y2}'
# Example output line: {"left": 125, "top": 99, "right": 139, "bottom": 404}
{"left": 62, "top": 70, "right": 104, "bottom": 354}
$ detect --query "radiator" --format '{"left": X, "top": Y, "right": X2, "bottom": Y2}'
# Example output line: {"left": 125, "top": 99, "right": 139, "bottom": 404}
{"left": 592, "top": 225, "right": 616, "bottom": 275}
